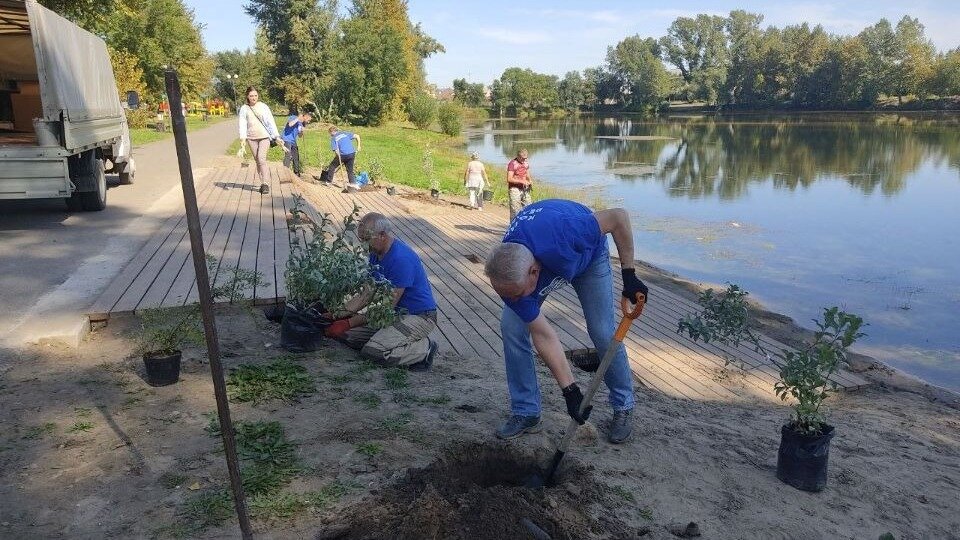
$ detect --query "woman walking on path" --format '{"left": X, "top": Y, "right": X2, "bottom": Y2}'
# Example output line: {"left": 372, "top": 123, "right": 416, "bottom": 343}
{"left": 238, "top": 86, "right": 286, "bottom": 191}
{"left": 464, "top": 152, "right": 488, "bottom": 210}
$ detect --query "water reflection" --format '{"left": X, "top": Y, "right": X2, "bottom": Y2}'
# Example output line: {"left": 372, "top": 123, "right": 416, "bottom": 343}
{"left": 484, "top": 114, "right": 960, "bottom": 199}
{"left": 471, "top": 113, "right": 960, "bottom": 391}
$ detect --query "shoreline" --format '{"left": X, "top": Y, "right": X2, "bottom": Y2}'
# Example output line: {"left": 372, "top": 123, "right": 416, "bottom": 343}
{"left": 370, "top": 173, "right": 960, "bottom": 409}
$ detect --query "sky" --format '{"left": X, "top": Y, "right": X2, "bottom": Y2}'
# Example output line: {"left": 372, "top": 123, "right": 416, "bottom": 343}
{"left": 185, "top": 0, "right": 960, "bottom": 87}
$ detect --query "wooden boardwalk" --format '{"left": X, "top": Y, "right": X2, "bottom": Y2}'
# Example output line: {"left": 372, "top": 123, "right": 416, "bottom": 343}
{"left": 88, "top": 163, "right": 868, "bottom": 402}
{"left": 88, "top": 162, "right": 299, "bottom": 317}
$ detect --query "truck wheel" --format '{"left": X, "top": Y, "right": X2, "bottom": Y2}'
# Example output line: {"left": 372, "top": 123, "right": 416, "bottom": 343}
{"left": 119, "top": 157, "right": 136, "bottom": 185}
{"left": 79, "top": 159, "right": 107, "bottom": 211}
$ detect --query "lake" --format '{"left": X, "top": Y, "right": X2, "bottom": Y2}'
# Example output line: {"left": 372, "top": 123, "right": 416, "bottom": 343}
{"left": 466, "top": 113, "right": 960, "bottom": 392}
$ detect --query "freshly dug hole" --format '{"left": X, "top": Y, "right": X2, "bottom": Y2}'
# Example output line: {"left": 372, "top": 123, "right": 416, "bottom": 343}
{"left": 318, "top": 442, "right": 636, "bottom": 540}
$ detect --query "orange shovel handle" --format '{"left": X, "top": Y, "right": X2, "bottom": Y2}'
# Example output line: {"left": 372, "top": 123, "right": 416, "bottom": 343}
{"left": 614, "top": 293, "right": 646, "bottom": 342}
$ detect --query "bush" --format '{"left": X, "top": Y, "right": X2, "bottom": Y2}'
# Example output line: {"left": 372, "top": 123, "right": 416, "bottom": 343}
{"left": 407, "top": 93, "right": 437, "bottom": 130}
{"left": 125, "top": 108, "right": 155, "bottom": 129}
{"left": 437, "top": 102, "right": 463, "bottom": 136}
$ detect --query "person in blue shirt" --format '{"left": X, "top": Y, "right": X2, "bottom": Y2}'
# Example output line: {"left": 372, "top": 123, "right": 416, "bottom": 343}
{"left": 325, "top": 213, "right": 439, "bottom": 371}
{"left": 324, "top": 125, "right": 361, "bottom": 185}
{"left": 484, "top": 199, "right": 649, "bottom": 443}
{"left": 282, "top": 110, "right": 311, "bottom": 177}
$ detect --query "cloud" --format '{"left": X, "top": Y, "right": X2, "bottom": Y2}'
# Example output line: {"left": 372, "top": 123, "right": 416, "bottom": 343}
{"left": 475, "top": 28, "right": 551, "bottom": 45}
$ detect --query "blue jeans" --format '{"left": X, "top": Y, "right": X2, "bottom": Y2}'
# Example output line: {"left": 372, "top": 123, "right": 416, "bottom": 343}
{"left": 501, "top": 248, "right": 635, "bottom": 416}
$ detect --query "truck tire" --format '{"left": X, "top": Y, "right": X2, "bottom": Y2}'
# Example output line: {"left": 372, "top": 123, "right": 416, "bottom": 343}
{"left": 79, "top": 159, "right": 108, "bottom": 211}
{"left": 119, "top": 157, "right": 136, "bottom": 185}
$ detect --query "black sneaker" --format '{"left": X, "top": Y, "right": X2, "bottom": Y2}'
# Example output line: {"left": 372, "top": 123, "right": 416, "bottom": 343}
{"left": 608, "top": 409, "right": 633, "bottom": 444}
{"left": 496, "top": 415, "right": 542, "bottom": 439}
{"left": 259, "top": 183, "right": 270, "bottom": 194}
{"left": 409, "top": 339, "right": 437, "bottom": 372}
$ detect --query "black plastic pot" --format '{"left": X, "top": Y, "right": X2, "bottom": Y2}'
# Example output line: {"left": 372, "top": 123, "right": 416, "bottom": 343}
{"left": 143, "top": 350, "right": 181, "bottom": 386}
{"left": 430, "top": 188, "right": 440, "bottom": 198}
{"left": 482, "top": 189, "right": 493, "bottom": 201}
{"left": 776, "top": 423, "right": 835, "bottom": 492}
{"left": 386, "top": 186, "right": 396, "bottom": 195}
{"left": 280, "top": 303, "right": 331, "bottom": 352}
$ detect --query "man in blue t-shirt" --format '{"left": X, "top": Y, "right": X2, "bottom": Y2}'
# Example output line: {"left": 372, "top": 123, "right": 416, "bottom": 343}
{"left": 323, "top": 125, "right": 361, "bottom": 185}
{"left": 325, "top": 213, "right": 439, "bottom": 371}
{"left": 484, "top": 199, "right": 649, "bottom": 444}
{"left": 282, "top": 111, "right": 311, "bottom": 177}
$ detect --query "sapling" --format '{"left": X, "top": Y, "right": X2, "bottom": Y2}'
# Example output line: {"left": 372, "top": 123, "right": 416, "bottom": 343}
{"left": 678, "top": 284, "right": 865, "bottom": 435}
{"left": 138, "top": 304, "right": 205, "bottom": 356}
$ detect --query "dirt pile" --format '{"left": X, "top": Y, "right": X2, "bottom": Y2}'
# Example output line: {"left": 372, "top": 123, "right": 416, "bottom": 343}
{"left": 317, "top": 442, "right": 639, "bottom": 540}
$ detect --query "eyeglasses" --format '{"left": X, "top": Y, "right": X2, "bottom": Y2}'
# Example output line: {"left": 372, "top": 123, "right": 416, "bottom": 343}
{"left": 358, "top": 230, "right": 378, "bottom": 242}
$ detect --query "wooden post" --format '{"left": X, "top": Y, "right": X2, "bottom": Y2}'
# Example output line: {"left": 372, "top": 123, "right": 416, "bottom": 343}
{"left": 164, "top": 68, "right": 254, "bottom": 540}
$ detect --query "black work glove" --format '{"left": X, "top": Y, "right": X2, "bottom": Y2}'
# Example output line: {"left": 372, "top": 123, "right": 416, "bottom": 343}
{"left": 621, "top": 268, "right": 649, "bottom": 304}
{"left": 562, "top": 383, "right": 592, "bottom": 425}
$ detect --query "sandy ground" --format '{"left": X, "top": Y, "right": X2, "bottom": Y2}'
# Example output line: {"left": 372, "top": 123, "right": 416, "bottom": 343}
{"left": 2, "top": 189, "right": 959, "bottom": 539}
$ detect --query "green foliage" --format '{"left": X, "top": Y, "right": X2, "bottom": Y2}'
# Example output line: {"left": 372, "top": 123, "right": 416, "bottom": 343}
{"left": 68, "top": 421, "right": 94, "bottom": 433}
{"left": 436, "top": 101, "right": 463, "bottom": 136}
{"left": 354, "top": 392, "right": 382, "bottom": 409}
{"left": 212, "top": 40, "right": 273, "bottom": 103}
{"left": 384, "top": 368, "right": 409, "bottom": 390}
{"left": 158, "top": 472, "right": 188, "bottom": 489}
{"left": 422, "top": 146, "right": 437, "bottom": 191}
{"left": 226, "top": 359, "right": 316, "bottom": 404}
{"left": 490, "top": 67, "right": 560, "bottom": 115}
{"left": 678, "top": 284, "right": 866, "bottom": 434}
{"left": 22, "top": 422, "right": 57, "bottom": 440}
{"left": 368, "top": 157, "right": 387, "bottom": 185}
{"left": 233, "top": 420, "right": 300, "bottom": 495}
{"left": 355, "top": 442, "right": 383, "bottom": 457}
{"left": 407, "top": 92, "right": 437, "bottom": 129}
{"left": 180, "top": 491, "right": 233, "bottom": 532}
{"left": 774, "top": 308, "right": 865, "bottom": 434}
{"left": 606, "top": 36, "right": 674, "bottom": 111}
{"left": 138, "top": 305, "right": 204, "bottom": 355}
{"left": 659, "top": 14, "right": 729, "bottom": 103}
{"left": 452, "top": 78, "right": 487, "bottom": 107}
{"left": 205, "top": 254, "right": 268, "bottom": 304}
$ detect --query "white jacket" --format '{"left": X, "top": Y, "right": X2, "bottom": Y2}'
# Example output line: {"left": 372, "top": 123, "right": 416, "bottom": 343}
{"left": 238, "top": 102, "right": 280, "bottom": 140}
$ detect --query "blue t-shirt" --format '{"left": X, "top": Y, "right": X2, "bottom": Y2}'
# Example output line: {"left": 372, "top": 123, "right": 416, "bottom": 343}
{"left": 369, "top": 238, "right": 437, "bottom": 315}
{"left": 501, "top": 200, "right": 606, "bottom": 323}
{"left": 330, "top": 131, "right": 356, "bottom": 155}
{"left": 282, "top": 115, "right": 301, "bottom": 144}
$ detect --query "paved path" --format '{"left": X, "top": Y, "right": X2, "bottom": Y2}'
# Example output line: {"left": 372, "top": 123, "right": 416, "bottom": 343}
{"left": 0, "top": 119, "right": 237, "bottom": 346}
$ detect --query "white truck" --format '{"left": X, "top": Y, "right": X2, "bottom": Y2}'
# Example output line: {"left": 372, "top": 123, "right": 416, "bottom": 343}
{"left": 0, "top": 0, "right": 135, "bottom": 211}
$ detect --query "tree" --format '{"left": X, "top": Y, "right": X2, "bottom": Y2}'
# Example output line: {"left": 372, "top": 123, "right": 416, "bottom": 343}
{"left": 38, "top": 0, "right": 119, "bottom": 35}
{"left": 325, "top": 13, "right": 407, "bottom": 124}
{"left": 452, "top": 78, "right": 487, "bottom": 107}
{"left": 557, "top": 71, "right": 587, "bottom": 111}
{"left": 490, "top": 67, "right": 559, "bottom": 114}
{"left": 406, "top": 92, "right": 436, "bottom": 129}
{"left": 723, "top": 10, "right": 764, "bottom": 105}
{"left": 244, "top": 0, "right": 337, "bottom": 105}
{"left": 929, "top": 48, "right": 960, "bottom": 97}
{"left": 858, "top": 19, "right": 898, "bottom": 104}
{"left": 605, "top": 36, "right": 673, "bottom": 111}
{"left": 659, "top": 14, "right": 729, "bottom": 103}
{"left": 211, "top": 36, "right": 273, "bottom": 106}
{"left": 891, "top": 16, "right": 936, "bottom": 103}
{"left": 108, "top": 47, "right": 148, "bottom": 104}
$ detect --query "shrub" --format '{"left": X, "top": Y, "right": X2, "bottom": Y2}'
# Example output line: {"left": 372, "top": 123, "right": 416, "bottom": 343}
{"left": 137, "top": 304, "right": 204, "bottom": 355}
{"left": 437, "top": 101, "right": 463, "bottom": 136}
{"left": 407, "top": 93, "right": 437, "bottom": 130}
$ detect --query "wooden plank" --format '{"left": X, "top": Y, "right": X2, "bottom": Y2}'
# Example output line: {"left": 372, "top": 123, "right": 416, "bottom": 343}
{"left": 87, "top": 168, "right": 217, "bottom": 318}
{"left": 149, "top": 165, "right": 245, "bottom": 308}
{"left": 111, "top": 167, "right": 228, "bottom": 313}
{"left": 253, "top": 164, "right": 282, "bottom": 302}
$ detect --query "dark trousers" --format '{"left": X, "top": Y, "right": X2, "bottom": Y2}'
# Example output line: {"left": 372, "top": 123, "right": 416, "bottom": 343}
{"left": 283, "top": 141, "right": 301, "bottom": 175}
{"left": 327, "top": 152, "right": 356, "bottom": 184}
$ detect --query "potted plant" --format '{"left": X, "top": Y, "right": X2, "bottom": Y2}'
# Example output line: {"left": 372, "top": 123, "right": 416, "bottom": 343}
{"left": 137, "top": 305, "right": 204, "bottom": 386}
{"left": 677, "top": 284, "right": 865, "bottom": 492}
{"left": 281, "top": 197, "right": 397, "bottom": 351}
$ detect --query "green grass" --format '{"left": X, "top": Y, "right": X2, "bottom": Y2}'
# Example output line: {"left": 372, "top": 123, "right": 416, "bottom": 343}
{"left": 354, "top": 392, "right": 382, "bottom": 409}
{"left": 158, "top": 472, "right": 188, "bottom": 489}
{"left": 355, "top": 442, "right": 383, "bottom": 458}
{"left": 225, "top": 119, "right": 591, "bottom": 207}
{"left": 384, "top": 368, "right": 409, "bottom": 390}
{"left": 248, "top": 482, "right": 349, "bottom": 521}
{"left": 130, "top": 115, "right": 230, "bottom": 146}
{"left": 378, "top": 412, "right": 413, "bottom": 434}
{"left": 226, "top": 359, "right": 316, "bottom": 404}
{"left": 179, "top": 491, "right": 234, "bottom": 533}
{"left": 638, "top": 506, "right": 653, "bottom": 521}
{"left": 22, "top": 422, "right": 57, "bottom": 440}
{"left": 68, "top": 421, "right": 94, "bottom": 433}
{"left": 234, "top": 421, "right": 300, "bottom": 495}
{"left": 609, "top": 485, "right": 636, "bottom": 503}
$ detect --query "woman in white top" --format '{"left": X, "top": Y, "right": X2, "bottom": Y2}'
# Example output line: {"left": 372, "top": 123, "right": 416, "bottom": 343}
{"left": 237, "top": 86, "right": 285, "bottom": 190}
{"left": 463, "top": 152, "right": 488, "bottom": 210}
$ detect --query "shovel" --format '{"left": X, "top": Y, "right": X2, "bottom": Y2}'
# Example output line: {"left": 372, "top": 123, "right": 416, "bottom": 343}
{"left": 528, "top": 292, "right": 646, "bottom": 488}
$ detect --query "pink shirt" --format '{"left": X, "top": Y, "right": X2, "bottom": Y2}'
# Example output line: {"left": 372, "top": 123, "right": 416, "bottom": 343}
{"left": 507, "top": 158, "right": 530, "bottom": 187}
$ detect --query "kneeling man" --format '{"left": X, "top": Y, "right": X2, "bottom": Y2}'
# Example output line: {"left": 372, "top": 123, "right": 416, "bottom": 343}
{"left": 325, "top": 213, "right": 439, "bottom": 371}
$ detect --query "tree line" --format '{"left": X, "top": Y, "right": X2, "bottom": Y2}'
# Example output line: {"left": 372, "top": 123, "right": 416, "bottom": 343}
{"left": 456, "top": 11, "right": 960, "bottom": 114}
{"left": 43, "top": 0, "right": 443, "bottom": 126}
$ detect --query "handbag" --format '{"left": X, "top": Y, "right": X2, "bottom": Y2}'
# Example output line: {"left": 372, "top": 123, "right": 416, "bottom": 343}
{"left": 251, "top": 106, "right": 279, "bottom": 146}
